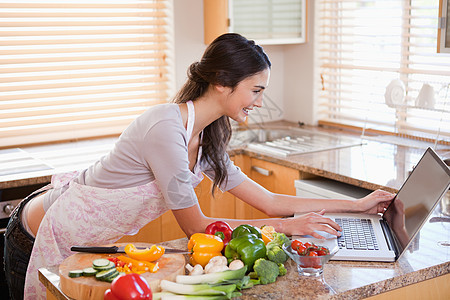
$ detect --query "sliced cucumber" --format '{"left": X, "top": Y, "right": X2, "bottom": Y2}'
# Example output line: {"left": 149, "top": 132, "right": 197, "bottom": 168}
{"left": 82, "top": 267, "right": 98, "bottom": 277}
{"left": 93, "top": 261, "right": 115, "bottom": 271}
{"left": 68, "top": 270, "right": 84, "bottom": 278}
{"left": 95, "top": 268, "right": 118, "bottom": 281}
{"left": 103, "top": 271, "right": 120, "bottom": 283}
{"left": 92, "top": 258, "right": 111, "bottom": 268}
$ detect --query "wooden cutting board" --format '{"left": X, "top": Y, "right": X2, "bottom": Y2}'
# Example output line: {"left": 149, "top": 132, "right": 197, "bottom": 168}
{"left": 59, "top": 243, "right": 186, "bottom": 300}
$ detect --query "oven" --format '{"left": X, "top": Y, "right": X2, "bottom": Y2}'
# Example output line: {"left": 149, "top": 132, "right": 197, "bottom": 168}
{"left": 0, "top": 183, "right": 48, "bottom": 299}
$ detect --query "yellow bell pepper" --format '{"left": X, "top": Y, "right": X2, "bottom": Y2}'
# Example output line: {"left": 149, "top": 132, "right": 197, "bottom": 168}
{"left": 117, "top": 255, "right": 159, "bottom": 274}
{"left": 187, "top": 233, "right": 224, "bottom": 267}
{"left": 124, "top": 244, "right": 165, "bottom": 262}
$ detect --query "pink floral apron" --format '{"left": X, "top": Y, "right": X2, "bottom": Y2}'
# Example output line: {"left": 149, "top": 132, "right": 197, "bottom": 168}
{"left": 24, "top": 101, "right": 203, "bottom": 299}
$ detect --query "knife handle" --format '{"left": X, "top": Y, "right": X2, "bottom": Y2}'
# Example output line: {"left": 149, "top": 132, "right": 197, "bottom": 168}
{"left": 71, "top": 245, "right": 118, "bottom": 253}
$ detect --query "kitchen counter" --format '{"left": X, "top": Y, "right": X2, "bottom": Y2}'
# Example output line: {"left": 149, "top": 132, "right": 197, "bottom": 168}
{"left": 3, "top": 122, "right": 450, "bottom": 298}
{"left": 39, "top": 202, "right": 449, "bottom": 299}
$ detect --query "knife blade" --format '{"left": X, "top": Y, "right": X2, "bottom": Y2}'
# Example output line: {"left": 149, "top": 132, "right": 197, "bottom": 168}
{"left": 70, "top": 245, "right": 190, "bottom": 255}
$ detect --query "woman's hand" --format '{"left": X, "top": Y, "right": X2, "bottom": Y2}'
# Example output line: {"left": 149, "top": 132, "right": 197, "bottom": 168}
{"left": 282, "top": 209, "right": 342, "bottom": 239}
{"left": 356, "top": 189, "right": 395, "bottom": 214}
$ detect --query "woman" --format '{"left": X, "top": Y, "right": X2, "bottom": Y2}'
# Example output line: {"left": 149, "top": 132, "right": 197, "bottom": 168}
{"left": 4, "top": 33, "right": 394, "bottom": 300}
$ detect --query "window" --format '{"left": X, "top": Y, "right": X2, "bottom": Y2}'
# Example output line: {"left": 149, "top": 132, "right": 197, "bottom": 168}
{"left": 316, "top": 0, "right": 450, "bottom": 145}
{"left": 0, "top": 0, "right": 172, "bottom": 148}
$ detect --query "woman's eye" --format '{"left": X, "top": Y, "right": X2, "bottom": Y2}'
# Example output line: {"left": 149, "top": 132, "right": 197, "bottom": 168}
{"left": 253, "top": 90, "right": 261, "bottom": 94}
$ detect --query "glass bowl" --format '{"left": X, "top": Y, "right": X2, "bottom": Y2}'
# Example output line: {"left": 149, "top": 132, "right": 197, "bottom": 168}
{"left": 283, "top": 244, "right": 339, "bottom": 277}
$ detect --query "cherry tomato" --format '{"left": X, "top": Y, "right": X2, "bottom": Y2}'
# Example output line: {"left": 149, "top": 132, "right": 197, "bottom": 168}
{"left": 304, "top": 242, "right": 313, "bottom": 248}
{"left": 296, "top": 244, "right": 307, "bottom": 255}
{"left": 291, "top": 240, "right": 302, "bottom": 251}
{"left": 308, "top": 251, "right": 318, "bottom": 256}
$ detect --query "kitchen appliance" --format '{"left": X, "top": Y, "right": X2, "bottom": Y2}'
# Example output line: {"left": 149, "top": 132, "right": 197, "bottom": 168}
{"left": 0, "top": 183, "right": 48, "bottom": 299}
{"left": 295, "top": 147, "right": 450, "bottom": 262}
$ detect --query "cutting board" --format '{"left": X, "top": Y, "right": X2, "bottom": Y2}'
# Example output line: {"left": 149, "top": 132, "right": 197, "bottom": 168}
{"left": 59, "top": 243, "right": 186, "bottom": 300}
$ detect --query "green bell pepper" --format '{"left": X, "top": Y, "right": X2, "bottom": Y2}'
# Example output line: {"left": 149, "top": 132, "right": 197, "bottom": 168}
{"left": 231, "top": 224, "right": 262, "bottom": 239}
{"left": 224, "top": 233, "right": 266, "bottom": 270}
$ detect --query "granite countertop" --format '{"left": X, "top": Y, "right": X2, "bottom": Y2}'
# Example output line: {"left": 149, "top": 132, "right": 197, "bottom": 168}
{"left": 39, "top": 206, "right": 450, "bottom": 300}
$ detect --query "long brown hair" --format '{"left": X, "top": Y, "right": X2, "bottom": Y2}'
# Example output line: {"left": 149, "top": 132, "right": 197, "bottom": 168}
{"left": 173, "top": 33, "right": 271, "bottom": 194}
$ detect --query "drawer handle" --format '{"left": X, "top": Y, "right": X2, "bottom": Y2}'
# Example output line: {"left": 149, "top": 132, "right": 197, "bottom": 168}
{"left": 251, "top": 166, "right": 272, "bottom": 176}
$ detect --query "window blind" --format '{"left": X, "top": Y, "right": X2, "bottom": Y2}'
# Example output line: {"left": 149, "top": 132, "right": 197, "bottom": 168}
{"left": 0, "top": 0, "right": 171, "bottom": 148}
{"left": 316, "top": 0, "right": 450, "bottom": 145}
{"left": 230, "top": 0, "right": 306, "bottom": 44}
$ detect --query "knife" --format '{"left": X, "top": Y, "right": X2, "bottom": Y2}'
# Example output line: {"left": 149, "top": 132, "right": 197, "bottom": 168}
{"left": 71, "top": 245, "right": 190, "bottom": 255}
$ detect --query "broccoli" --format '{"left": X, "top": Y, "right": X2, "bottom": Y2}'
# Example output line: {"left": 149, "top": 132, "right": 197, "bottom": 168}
{"left": 278, "top": 263, "right": 287, "bottom": 276}
{"left": 266, "top": 232, "right": 290, "bottom": 264}
{"left": 249, "top": 258, "right": 280, "bottom": 285}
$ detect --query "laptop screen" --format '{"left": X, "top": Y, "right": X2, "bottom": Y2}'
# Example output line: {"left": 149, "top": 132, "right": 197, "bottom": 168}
{"left": 383, "top": 148, "right": 450, "bottom": 255}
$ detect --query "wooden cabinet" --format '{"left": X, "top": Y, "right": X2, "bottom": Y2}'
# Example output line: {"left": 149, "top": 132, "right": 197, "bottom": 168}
{"left": 234, "top": 155, "right": 300, "bottom": 219}
{"left": 203, "top": 0, "right": 308, "bottom": 45}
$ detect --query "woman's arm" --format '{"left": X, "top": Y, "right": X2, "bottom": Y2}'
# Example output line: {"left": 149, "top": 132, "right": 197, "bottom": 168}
{"left": 228, "top": 178, "right": 394, "bottom": 217}
{"left": 172, "top": 178, "right": 394, "bottom": 239}
{"left": 171, "top": 203, "right": 341, "bottom": 239}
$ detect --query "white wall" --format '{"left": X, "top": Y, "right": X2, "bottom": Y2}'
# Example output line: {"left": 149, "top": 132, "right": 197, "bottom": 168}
{"left": 173, "top": 0, "right": 315, "bottom": 125}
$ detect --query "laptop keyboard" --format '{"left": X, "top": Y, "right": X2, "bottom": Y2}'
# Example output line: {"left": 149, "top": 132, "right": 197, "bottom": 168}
{"left": 335, "top": 218, "right": 379, "bottom": 250}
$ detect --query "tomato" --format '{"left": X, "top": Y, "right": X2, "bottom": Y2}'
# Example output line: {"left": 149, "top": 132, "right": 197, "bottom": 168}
{"left": 308, "top": 251, "right": 318, "bottom": 256}
{"left": 296, "top": 244, "right": 307, "bottom": 256}
{"left": 304, "top": 242, "right": 313, "bottom": 248}
{"left": 291, "top": 240, "right": 303, "bottom": 251}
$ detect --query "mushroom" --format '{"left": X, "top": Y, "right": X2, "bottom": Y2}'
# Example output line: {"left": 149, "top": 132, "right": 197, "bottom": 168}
{"left": 206, "top": 264, "right": 229, "bottom": 274}
{"left": 204, "top": 256, "right": 228, "bottom": 274}
{"left": 185, "top": 263, "right": 204, "bottom": 275}
{"left": 228, "top": 259, "right": 245, "bottom": 270}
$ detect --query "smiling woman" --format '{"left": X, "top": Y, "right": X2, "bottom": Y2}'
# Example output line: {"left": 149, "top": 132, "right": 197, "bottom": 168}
{"left": 0, "top": 0, "right": 172, "bottom": 149}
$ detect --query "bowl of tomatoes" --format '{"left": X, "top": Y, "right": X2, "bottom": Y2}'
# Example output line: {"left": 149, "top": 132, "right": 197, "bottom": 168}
{"left": 283, "top": 240, "right": 339, "bottom": 277}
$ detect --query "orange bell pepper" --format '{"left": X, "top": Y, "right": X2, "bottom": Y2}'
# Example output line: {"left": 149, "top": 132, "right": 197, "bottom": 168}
{"left": 187, "top": 233, "right": 224, "bottom": 267}
{"left": 124, "top": 244, "right": 165, "bottom": 262}
{"left": 261, "top": 225, "right": 276, "bottom": 245}
{"left": 117, "top": 255, "right": 159, "bottom": 274}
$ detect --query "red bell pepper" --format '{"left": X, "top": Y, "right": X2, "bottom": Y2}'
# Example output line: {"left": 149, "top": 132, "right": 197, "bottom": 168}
{"left": 104, "top": 273, "right": 152, "bottom": 300}
{"left": 205, "top": 221, "right": 233, "bottom": 248}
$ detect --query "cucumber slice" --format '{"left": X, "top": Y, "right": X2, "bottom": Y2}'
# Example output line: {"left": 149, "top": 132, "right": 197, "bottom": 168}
{"left": 103, "top": 271, "right": 120, "bottom": 283}
{"left": 93, "top": 261, "right": 115, "bottom": 271}
{"left": 82, "top": 267, "right": 97, "bottom": 277}
{"left": 95, "top": 268, "right": 118, "bottom": 281}
{"left": 68, "top": 270, "right": 84, "bottom": 278}
{"left": 92, "top": 258, "right": 110, "bottom": 268}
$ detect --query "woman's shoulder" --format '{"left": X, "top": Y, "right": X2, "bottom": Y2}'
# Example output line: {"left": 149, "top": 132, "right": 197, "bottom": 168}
{"left": 137, "top": 102, "right": 181, "bottom": 125}
{"left": 123, "top": 102, "right": 183, "bottom": 138}
{"left": 145, "top": 102, "right": 179, "bottom": 116}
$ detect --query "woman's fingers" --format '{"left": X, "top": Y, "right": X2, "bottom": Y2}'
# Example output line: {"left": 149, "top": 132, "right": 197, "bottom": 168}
{"left": 294, "top": 211, "right": 342, "bottom": 237}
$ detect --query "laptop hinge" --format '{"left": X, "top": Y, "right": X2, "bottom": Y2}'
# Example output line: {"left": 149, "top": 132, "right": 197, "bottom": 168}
{"left": 379, "top": 218, "right": 399, "bottom": 257}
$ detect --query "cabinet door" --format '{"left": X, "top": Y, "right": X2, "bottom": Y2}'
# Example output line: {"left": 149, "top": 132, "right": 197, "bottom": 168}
{"left": 203, "top": 0, "right": 308, "bottom": 45}
{"left": 249, "top": 158, "right": 300, "bottom": 218}
{"left": 234, "top": 155, "right": 300, "bottom": 219}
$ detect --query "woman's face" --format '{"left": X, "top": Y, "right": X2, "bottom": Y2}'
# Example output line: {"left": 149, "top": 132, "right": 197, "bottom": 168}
{"left": 224, "top": 68, "right": 270, "bottom": 123}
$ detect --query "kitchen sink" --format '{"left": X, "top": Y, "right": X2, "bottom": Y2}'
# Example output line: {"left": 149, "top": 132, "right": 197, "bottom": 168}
{"left": 230, "top": 127, "right": 363, "bottom": 157}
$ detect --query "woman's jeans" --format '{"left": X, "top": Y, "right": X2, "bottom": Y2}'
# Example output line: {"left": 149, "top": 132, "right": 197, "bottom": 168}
{"left": 3, "top": 191, "right": 43, "bottom": 300}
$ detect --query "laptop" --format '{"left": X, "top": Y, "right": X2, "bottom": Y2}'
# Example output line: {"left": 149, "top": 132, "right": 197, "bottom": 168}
{"left": 294, "top": 147, "right": 450, "bottom": 262}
